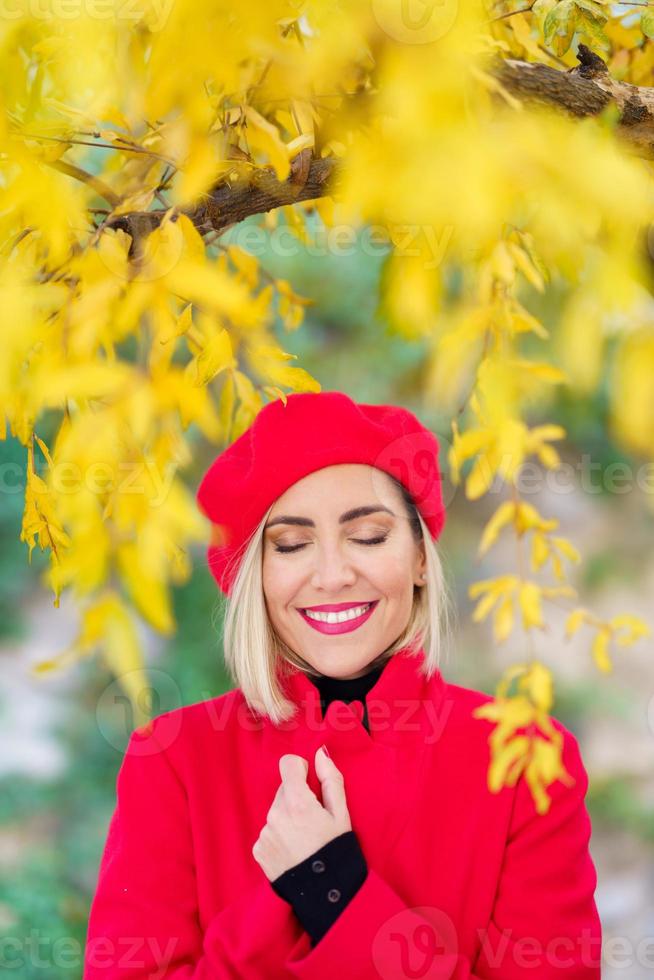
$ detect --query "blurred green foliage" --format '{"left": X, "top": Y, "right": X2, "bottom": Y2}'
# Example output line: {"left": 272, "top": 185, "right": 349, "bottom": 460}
{"left": 0, "top": 437, "right": 40, "bottom": 644}
{"left": 0, "top": 560, "right": 230, "bottom": 978}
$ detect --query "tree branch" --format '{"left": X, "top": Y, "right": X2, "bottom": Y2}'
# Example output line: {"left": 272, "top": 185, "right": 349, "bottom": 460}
{"left": 492, "top": 44, "right": 654, "bottom": 158}
{"left": 105, "top": 149, "right": 341, "bottom": 257}
{"left": 89, "top": 45, "right": 654, "bottom": 259}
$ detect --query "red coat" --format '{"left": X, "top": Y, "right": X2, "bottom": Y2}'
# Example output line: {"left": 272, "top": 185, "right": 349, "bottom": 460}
{"left": 83, "top": 645, "right": 602, "bottom": 978}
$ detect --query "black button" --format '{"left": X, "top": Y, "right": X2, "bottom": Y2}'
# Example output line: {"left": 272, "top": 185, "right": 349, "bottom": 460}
{"left": 327, "top": 888, "right": 341, "bottom": 902}
{"left": 311, "top": 859, "right": 326, "bottom": 873}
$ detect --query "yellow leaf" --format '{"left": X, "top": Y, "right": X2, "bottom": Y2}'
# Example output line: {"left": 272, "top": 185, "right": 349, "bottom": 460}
{"left": 33, "top": 434, "right": 54, "bottom": 468}
{"left": 426, "top": 319, "right": 484, "bottom": 410}
{"left": 261, "top": 385, "right": 288, "bottom": 405}
{"left": 176, "top": 214, "right": 209, "bottom": 262}
{"left": 172, "top": 139, "right": 229, "bottom": 208}
{"left": 515, "top": 501, "right": 558, "bottom": 534}
{"left": 165, "top": 257, "right": 259, "bottom": 326}
{"left": 154, "top": 302, "right": 193, "bottom": 345}
{"left": 519, "top": 581, "right": 544, "bottom": 629}
{"left": 551, "top": 536, "right": 581, "bottom": 563}
{"left": 524, "top": 737, "right": 571, "bottom": 814}
{"left": 541, "top": 584, "right": 577, "bottom": 599}
{"left": 478, "top": 501, "right": 515, "bottom": 556}
{"left": 466, "top": 448, "right": 499, "bottom": 499}
{"left": 522, "top": 661, "right": 554, "bottom": 712}
{"left": 471, "top": 588, "right": 503, "bottom": 623}
{"left": 525, "top": 765, "right": 551, "bottom": 815}
{"left": 610, "top": 328, "right": 654, "bottom": 457}
{"left": 287, "top": 134, "right": 314, "bottom": 157}
{"left": 508, "top": 359, "right": 567, "bottom": 384}
{"left": 191, "top": 326, "right": 235, "bottom": 386}
{"left": 218, "top": 372, "right": 236, "bottom": 441}
{"left": 496, "top": 663, "right": 530, "bottom": 699}
{"left": 609, "top": 613, "right": 651, "bottom": 646}
{"left": 116, "top": 542, "right": 176, "bottom": 635}
{"left": 473, "top": 701, "right": 504, "bottom": 724}
{"left": 488, "top": 735, "right": 530, "bottom": 791}
{"left": 536, "top": 443, "right": 561, "bottom": 469}
{"left": 510, "top": 305, "right": 549, "bottom": 339}
{"left": 448, "top": 422, "right": 492, "bottom": 486}
{"left": 29, "top": 363, "right": 133, "bottom": 410}
{"left": 231, "top": 371, "right": 263, "bottom": 439}
{"left": 469, "top": 574, "right": 516, "bottom": 600}
{"left": 475, "top": 692, "right": 536, "bottom": 733}
{"left": 228, "top": 246, "right": 259, "bottom": 289}
{"left": 31, "top": 645, "right": 83, "bottom": 674}
{"left": 31, "top": 140, "right": 71, "bottom": 163}
{"left": 592, "top": 629, "right": 613, "bottom": 673}
{"left": 565, "top": 608, "right": 588, "bottom": 638}
{"left": 506, "top": 241, "right": 545, "bottom": 292}
{"left": 494, "top": 594, "right": 515, "bottom": 642}
{"left": 291, "top": 99, "right": 316, "bottom": 136}
{"left": 244, "top": 106, "right": 290, "bottom": 181}
{"left": 530, "top": 531, "right": 550, "bottom": 570}
{"left": 532, "top": 737, "right": 562, "bottom": 785}
{"left": 261, "top": 364, "right": 322, "bottom": 392}
{"left": 529, "top": 424, "right": 566, "bottom": 442}
{"left": 489, "top": 240, "right": 515, "bottom": 285}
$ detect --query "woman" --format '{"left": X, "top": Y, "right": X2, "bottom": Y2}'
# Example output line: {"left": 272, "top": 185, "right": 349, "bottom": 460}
{"left": 83, "top": 390, "right": 602, "bottom": 978}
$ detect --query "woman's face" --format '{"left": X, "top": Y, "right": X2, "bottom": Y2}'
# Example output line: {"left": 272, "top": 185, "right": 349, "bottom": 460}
{"left": 262, "top": 464, "right": 426, "bottom": 679}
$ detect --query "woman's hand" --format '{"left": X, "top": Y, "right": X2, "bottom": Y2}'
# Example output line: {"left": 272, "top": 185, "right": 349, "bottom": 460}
{"left": 252, "top": 745, "right": 352, "bottom": 881}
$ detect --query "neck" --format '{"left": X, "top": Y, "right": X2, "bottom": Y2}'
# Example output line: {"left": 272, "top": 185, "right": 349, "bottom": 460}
{"left": 318, "top": 662, "right": 384, "bottom": 682}
{"left": 305, "top": 658, "right": 390, "bottom": 726}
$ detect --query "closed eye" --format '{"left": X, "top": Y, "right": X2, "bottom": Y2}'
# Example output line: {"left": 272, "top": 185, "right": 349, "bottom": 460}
{"left": 273, "top": 535, "right": 389, "bottom": 554}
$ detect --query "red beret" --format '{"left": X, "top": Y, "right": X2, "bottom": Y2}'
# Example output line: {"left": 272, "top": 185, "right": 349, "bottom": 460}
{"left": 196, "top": 390, "right": 446, "bottom": 595}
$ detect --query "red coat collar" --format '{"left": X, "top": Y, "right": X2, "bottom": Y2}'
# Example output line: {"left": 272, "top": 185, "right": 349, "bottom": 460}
{"left": 274, "top": 643, "right": 448, "bottom": 752}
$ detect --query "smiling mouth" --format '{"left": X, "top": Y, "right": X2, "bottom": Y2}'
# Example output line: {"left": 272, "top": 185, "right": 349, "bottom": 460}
{"left": 300, "top": 600, "right": 379, "bottom": 625}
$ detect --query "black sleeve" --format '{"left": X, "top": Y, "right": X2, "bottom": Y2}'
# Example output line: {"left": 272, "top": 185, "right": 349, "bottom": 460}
{"left": 270, "top": 830, "right": 368, "bottom": 946}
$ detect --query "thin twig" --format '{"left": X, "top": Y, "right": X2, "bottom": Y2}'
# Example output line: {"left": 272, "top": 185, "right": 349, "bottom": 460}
{"left": 46, "top": 159, "right": 120, "bottom": 207}
{"left": 15, "top": 129, "right": 175, "bottom": 164}
{"left": 491, "top": 3, "right": 535, "bottom": 21}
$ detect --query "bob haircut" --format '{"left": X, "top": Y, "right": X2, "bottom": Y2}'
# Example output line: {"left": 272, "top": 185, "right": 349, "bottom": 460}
{"left": 213, "top": 470, "right": 454, "bottom": 726}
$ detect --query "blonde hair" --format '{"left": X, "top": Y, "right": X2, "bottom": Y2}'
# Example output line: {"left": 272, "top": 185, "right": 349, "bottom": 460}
{"left": 213, "top": 473, "right": 454, "bottom": 726}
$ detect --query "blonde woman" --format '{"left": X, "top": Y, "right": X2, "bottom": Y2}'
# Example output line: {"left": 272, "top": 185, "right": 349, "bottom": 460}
{"left": 83, "top": 390, "right": 602, "bottom": 978}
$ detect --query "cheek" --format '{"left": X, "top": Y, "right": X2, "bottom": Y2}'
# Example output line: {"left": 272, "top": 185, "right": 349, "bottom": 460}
{"left": 262, "top": 554, "right": 303, "bottom": 606}
{"left": 262, "top": 555, "right": 280, "bottom": 606}
{"left": 367, "top": 544, "right": 415, "bottom": 591}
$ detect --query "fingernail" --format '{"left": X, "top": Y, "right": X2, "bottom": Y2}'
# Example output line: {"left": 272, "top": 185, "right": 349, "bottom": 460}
{"left": 320, "top": 743, "right": 330, "bottom": 758}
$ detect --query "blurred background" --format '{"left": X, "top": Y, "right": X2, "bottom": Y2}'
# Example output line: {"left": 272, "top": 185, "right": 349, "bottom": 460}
{"left": 1, "top": 212, "right": 653, "bottom": 977}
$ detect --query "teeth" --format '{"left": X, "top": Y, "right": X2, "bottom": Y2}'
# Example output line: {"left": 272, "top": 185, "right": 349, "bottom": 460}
{"left": 304, "top": 603, "right": 373, "bottom": 624}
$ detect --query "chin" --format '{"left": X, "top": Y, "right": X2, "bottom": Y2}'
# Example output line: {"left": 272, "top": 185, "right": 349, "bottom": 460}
{"left": 312, "top": 652, "right": 377, "bottom": 677}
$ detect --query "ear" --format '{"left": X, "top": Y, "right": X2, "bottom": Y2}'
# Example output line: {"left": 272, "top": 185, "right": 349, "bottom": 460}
{"left": 414, "top": 542, "right": 427, "bottom": 587}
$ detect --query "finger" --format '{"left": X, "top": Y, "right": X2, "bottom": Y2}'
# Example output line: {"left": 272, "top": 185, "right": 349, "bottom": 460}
{"left": 279, "top": 753, "right": 309, "bottom": 785}
{"left": 278, "top": 754, "right": 319, "bottom": 812}
{"left": 315, "top": 745, "right": 348, "bottom": 819}
{"left": 267, "top": 757, "right": 304, "bottom": 818}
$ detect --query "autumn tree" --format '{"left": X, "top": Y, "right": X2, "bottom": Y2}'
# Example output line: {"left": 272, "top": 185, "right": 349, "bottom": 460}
{"left": 1, "top": 0, "right": 651, "bottom": 812}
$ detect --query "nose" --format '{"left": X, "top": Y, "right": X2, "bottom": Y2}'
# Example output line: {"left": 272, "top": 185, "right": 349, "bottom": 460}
{"left": 309, "top": 540, "right": 357, "bottom": 592}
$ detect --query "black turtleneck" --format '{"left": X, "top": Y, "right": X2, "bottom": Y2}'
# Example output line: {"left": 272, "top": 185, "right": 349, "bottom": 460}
{"left": 270, "top": 658, "right": 389, "bottom": 947}
{"left": 309, "top": 660, "right": 386, "bottom": 731}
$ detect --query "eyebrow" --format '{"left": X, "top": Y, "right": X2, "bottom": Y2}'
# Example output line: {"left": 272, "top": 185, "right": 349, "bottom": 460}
{"left": 264, "top": 505, "right": 396, "bottom": 530}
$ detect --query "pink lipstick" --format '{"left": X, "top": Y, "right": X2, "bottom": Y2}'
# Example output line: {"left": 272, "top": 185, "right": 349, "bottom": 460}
{"left": 298, "top": 600, "right": 379, "bottom": 635}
